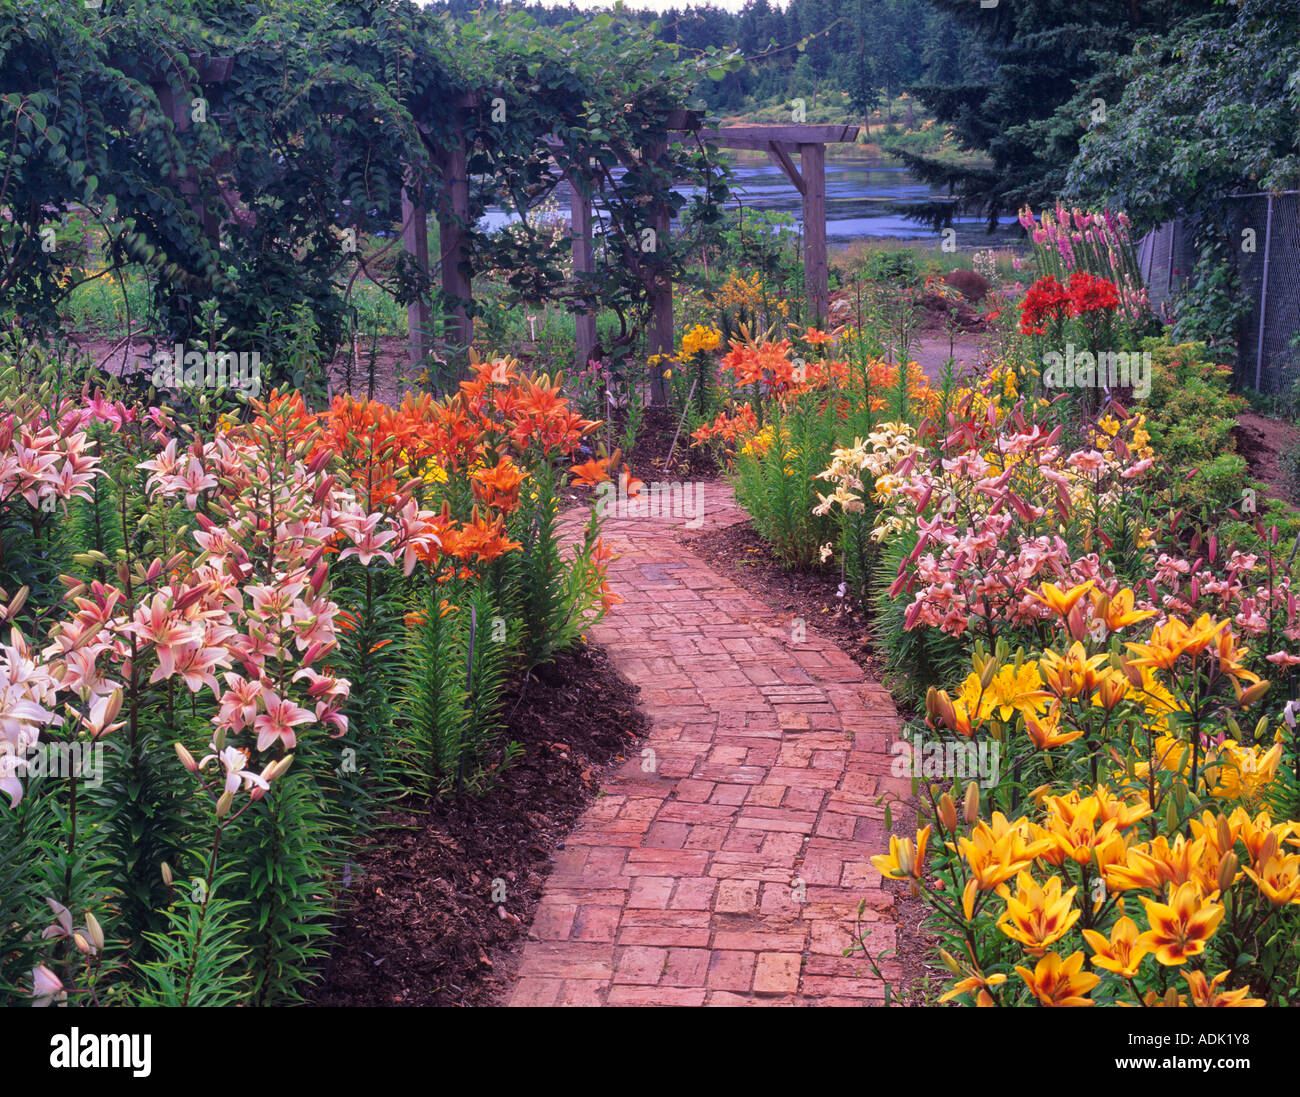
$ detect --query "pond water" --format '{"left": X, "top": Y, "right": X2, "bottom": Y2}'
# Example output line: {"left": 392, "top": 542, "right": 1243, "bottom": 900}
{"left": 478, "top": 151, "right": 1020, "bottom": 249}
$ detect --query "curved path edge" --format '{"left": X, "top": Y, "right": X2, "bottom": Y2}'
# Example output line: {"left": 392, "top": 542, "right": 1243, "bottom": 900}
{"left": 504, "top": 483, "right": 910, "bottom": 1006}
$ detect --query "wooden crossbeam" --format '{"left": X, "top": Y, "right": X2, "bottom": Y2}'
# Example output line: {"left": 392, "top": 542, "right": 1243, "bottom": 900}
{"left": 697, "top": 124, "right": 859, "bottom": 147}
{"left": 765, "top": 141, "right": 805, "bottom": 197}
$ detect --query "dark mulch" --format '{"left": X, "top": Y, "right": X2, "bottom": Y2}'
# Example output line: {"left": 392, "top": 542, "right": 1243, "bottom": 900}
{"left": 679, "top": 514, "right": 937, "bottom": 1004}
{"left": 1235, "top": 409, "right": 1300, "bottom": 507}
{"left": 563, "top": 405, "right": 722, "bottom": 511}
{"left": 312, "top": 643, "right": 649, "bottom": 1007}
{"left": 681, "top": 519, "right": 885, "bottom": 682}
{"left": 626, "top": 404, "right": 722, "bottom": 481}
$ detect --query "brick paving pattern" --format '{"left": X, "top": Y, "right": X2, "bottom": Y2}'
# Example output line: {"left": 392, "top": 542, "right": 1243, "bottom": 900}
{"left": 504, "top": 483, "right": 909, "bottom": 1005}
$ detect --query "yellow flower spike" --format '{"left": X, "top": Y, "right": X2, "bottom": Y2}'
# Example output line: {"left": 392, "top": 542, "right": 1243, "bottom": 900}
{"left": 1082, "top": 916, "right": 1150, "bottom": 978}
{"left": 1040, "top": 643, "right": 1111, "bottom": 701}
{"left": 1138, "top": 882, "right": 1225, "bottom": 965}
{"left": 1125, "top": 614, "right": 1230, "bottom": 672}
{"left": 1040, "top": 793, "right": 1125, "bottom": 868}
{"left": 978, "top": 657, "right": 998, "bottom": 690}
{"left": 981, "top": 663, "right": 1052, "bottom": 721}
{"left": 1014, "top": 950, "right": 1100, "bottom": 1007}
{"left": 997, "top": 871, "right": 1081, "bottom": 956}
{"left": 1234, "top": 678, "right": 1271, "bottom": 708}
{"left": 1027, "top": 784, "right": 1054, "bottom": 807}
{"left": 1091, "top": 785, "right": 1154, "bottom": 830}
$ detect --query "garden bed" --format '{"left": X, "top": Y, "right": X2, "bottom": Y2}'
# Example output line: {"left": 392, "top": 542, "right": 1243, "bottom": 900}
{"left": 1235, "top": 409, "right": 1300, "bottom": 507}
{"left": 313, "top": 643, "right": 649, "bottom": 1007}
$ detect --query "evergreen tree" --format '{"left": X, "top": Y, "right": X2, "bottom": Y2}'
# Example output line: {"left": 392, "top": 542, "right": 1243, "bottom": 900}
{"left": 903, "top": 0, "right": 1225, "bottom": 228}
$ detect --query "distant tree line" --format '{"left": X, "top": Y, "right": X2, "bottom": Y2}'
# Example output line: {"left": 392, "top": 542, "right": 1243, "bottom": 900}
{"left": 432, "top": 0, "right": 990, "bottom": 122}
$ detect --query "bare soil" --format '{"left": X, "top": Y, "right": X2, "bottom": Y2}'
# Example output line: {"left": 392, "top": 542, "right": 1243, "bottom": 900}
{"left": 312, "top": 643, "right": 649, "bottom": 1007}
{"left": 1235, "top": 409, "right": 1300, "bottom": 506}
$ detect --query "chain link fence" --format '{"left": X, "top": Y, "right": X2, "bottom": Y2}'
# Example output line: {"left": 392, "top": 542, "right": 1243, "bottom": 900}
{"left": 1136, "top": 191, "right": 1300, "bottom": 394}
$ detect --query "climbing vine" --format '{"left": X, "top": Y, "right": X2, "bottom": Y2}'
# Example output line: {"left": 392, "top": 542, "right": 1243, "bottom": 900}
{"left": 0, "top": 0, "right": 741, "bottom": 396}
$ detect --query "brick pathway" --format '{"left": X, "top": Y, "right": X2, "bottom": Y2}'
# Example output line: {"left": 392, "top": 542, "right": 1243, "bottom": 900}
{"left": 504, "top": 483, "right": 910, "bottom": 1006}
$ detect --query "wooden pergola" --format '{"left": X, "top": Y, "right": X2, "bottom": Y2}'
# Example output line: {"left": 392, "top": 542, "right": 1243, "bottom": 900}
{"left": 142, "top": 73, "right": 858, "bottom": 406}
{"left": 402, "top": 118, "right": 858, "bottom": 404}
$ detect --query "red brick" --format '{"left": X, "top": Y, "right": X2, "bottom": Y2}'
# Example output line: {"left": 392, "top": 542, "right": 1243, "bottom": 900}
{"left": 707, "top": 950, "right": 756, "bottom": 991}
{"left": 613, "top": 946, "right": 668, "bottom": 985}
{"left": 504, "top": 488, "right": 910, "bottom": 1008}
{"left": 754, "top": 953, "right": 802, "bottom": 995}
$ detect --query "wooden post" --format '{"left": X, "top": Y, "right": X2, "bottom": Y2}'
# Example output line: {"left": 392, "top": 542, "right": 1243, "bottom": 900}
{"left": 569, "top": 166, "right": 596, "bottom": 375}
{"left": 645, "top": 139, "right": 672, "bottom": 407}
{"left": 153, "top": 82, "right": 221, "bottom": 243}
{"left": 800, "top": 142, "right": 828, "bottom": 325}
{"left": 437, "top": 134, "right": 473, "bottom": 366}
{"left": 402, "top": 183, "right": 432, "bottom": 371}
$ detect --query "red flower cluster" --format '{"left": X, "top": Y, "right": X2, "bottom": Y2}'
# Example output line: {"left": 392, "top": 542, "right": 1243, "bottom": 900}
{"left": 1068, "top": 271, "right": 1121, "bottom": 314}
{"left": 1019, "top": 272, "right": 1121, "bottom": 335}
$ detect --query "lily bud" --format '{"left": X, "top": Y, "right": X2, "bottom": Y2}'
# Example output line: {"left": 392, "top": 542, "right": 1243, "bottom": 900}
{"left": 938, "top": 793, "right": 958, "bottom": 833}
{"left": 1257, "top": 830, "right": 1278, "bottom": 869}
{"left": 1217, "top": 851, "right": 1238, "bottom": 894}
{"left": 896, "top": 838, "right": 916, "bottom": 878}
{"left": 1097, "top": 675, "right": 1128, "bottom": 712}
{"left": 978, "top": 659, "right": 998, "bottom": 690}
{"left": 1121, "top": 658, "right": 1144, "bottom": 688}
{"left": 85, "top": 911, "right": 105, "bottom": 952}
{"left": 73, "top": 932, "right": 92, "bottom": 955}
{"left": 935, "top": 690, "right": 956, "bottom": 730}
{"left": 963, "top": 781, "right": 980, "bottom": 826}
{"left": 925, "top": 687, "right": 941, "bottom": 726}
{"left": 174, "top": 743, "right": 199, "bottom": 773}
{"left": 4, "top": 585, "right": 28, "bottom": 620}
{"left": 1237, "top": 679, "right": 1271, "bottom": 708}
{"left": 215, "top": 789, "right": 233, "bottom": 818}
{"left": 1216, "top": 815, "right": 1233, "bottom": 855}
{"left": 213, "top": 726, "right": 226, "bottom": 753}
{"left": 938, "top": 948, "right": 961, "bottom": 975}
{"left": 1066, "top": 605, "right": 1087, "bottom": 642}
{"left": 161, "top": 862, "right": 174, "bottom": 887}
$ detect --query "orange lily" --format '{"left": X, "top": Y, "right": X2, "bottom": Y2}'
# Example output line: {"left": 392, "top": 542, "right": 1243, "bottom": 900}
{"left": 1082, "top": 916, "right": 1151, "bottom": 978}
{"left": 1015, "top": 950, "right": 1099, "bottom": 1006}
{"left": 1138, "top": 882, "right": 1224, "bottom": 965}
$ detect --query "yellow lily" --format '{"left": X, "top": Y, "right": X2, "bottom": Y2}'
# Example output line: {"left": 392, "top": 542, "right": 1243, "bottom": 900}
{"left": 1082, "top": 916, "right": 1150, "bottom": 978}
{"left": 1015, "top": 950, "right": 1099, "bottom": 1007}
{"left": 1138, "top": 882, "right": 1224, "bottom": 965}
{"left": 997, "top": 871, "right": 1081, "bottom": 956}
